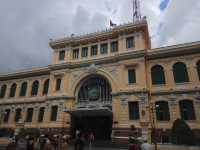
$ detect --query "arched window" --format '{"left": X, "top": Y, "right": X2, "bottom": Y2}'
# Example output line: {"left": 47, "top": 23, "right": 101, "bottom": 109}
{"left": 0, "top": 84, "right": 7, "bottom": 98}
{"left": 155, "top": 101, "right": 170, "bottom": 121}
{"left": 9, "top": 83, "right": 17, "bottom": 97}
{"left": 173, "top": 62, "right": 189, "bottom": 83}
{"left": 196, "top": 60, "right": 200, "bottom": 80}
{"left": 20, "top": 82, "right": 27, "bottom": 97}
{"left": 15, "top": 108, "right": 22, "bottom": 122}
{"left": 43, "top": 79, "right": 49, "bottom": 95}
{"left": 179, "top": 100, "right": 196, "bottom": 120}
{"left": 151, "top": 65, "right": 166, "bottom": 85}
{"left": 31, "top": 80, "right": 39, "bottom": 96}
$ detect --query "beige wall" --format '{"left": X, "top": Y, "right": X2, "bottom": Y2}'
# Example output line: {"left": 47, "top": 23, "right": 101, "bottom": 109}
{"left": 52, "top": 32, "right": 146, "bottom": 64}
{"left": 0, "top": 28, "right": 200, "bottom": 135}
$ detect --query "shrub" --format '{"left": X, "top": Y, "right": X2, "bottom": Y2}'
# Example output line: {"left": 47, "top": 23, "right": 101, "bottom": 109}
{"left": 171, "top": 119, "right": 194, "bottom": 145}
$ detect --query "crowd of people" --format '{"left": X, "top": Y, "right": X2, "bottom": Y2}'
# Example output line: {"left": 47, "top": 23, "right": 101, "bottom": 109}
{"left": 6, "top": 130, "right": 95, "bottom": 150}
{"left": 128, "top": 138, "right": 153, "bottom": 150}
{"left": 6, "top": 129, "right": 152, "bottom": 150}
{"left": 6, "top": 133, "right": 70, "bottom": 150}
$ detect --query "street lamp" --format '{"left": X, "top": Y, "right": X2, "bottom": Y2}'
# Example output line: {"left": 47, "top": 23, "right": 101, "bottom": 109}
{"left": 148, "top": 102, "right": 158, "bottom": 150}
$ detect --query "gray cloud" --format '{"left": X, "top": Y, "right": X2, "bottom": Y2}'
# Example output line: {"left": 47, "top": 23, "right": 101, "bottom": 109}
{"left": 0, "top": 0, "right": 199, "bottom": 73}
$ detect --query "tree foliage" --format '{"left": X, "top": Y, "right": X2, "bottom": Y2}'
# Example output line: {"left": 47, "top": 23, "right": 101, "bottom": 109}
{"left": 171, "top": 119, "right": 194, "bottom": 145}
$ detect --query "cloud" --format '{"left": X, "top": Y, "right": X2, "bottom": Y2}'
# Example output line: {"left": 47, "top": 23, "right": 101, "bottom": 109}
{"left": 155, "top": 0, "right": 200, "bottom": 47}
{"left": 0, "top": 0, "right": 200, "bottom": 73}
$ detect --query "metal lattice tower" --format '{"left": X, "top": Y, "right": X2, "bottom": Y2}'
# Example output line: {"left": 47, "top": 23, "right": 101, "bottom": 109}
{"left": 133, "top": 0, "right": 142, "bottom": 23}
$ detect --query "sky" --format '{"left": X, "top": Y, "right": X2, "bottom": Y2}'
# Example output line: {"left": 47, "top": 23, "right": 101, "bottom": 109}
{"left": 0, "top": 0, "right": 200, "bottom": 73}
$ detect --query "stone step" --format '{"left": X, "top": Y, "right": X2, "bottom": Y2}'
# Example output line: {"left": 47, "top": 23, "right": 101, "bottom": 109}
{"left": 92, "top": 140, "right": 128, "bottom": 149}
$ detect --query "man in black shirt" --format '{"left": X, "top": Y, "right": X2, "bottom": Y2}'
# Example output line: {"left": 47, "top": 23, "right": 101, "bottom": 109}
{"left": 74, "top": 133, "right": 85, "bottom": 150}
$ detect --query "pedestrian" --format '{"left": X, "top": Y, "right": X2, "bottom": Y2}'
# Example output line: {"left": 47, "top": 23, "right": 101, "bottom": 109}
{"left": 6, "top": 139, "right": 16, "bottom": 150}
{"left": 129, "top": 138, "right": 139, "bottom": 150}
{"left": 75, "top": 129, "right": 80, "bottom": 139}
{"left": 141, "top": 140, "right": 153, "bottom": 150}
{"left": 74, "top": 133, "right": 85, "bottom": 150}
{"left": 34, "top": 137, "right": 40, "bottom": 150}
{"left": 27, "top": 137, "right": 34, "bottom": 150}
{"left": 61, "top": 136, "right": 69, "bottom": 150}
{"left": 88, "top": 132, "right": 94, "bottom": 149}
{"left": 39, "top": 135, "right": 46, "bottom": 150}
{"left": 44, "top": 138, "right": 54, "bottom": 150}
{"left": 111, "top": 130, "right": 115, "bottom": 142}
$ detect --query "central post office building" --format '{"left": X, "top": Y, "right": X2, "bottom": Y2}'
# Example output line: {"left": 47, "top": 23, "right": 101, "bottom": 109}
{"left": 0, "top": 19, "right": 200, "bottom": 143}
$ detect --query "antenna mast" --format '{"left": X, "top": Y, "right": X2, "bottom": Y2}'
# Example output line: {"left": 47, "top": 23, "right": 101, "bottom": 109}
{"left": 133, "top": 0, "right": 142, "bottom": 23}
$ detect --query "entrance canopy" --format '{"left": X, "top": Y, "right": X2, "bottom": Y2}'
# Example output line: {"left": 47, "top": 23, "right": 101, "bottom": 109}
{"left": 66, "top": 107, "right": 112, "bottom": 117}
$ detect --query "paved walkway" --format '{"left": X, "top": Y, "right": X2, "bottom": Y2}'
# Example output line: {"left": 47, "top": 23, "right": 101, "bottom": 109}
{"left": 69, "top": 146, "right": 127, "bottom": 150}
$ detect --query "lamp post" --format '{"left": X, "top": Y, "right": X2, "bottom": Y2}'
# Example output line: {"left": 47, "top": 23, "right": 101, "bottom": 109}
{"left": 148, "top": 102, "right": 158, "bottom": 150}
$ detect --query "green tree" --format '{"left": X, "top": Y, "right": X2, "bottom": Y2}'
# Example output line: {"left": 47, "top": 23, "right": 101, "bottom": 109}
{"left": 171, "top": 119, "right": 194, "bottom": 145}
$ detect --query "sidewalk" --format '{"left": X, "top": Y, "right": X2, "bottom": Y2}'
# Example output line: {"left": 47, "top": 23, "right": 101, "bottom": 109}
{"left": 69, "top": 146, "right": 126, "bottom": 150}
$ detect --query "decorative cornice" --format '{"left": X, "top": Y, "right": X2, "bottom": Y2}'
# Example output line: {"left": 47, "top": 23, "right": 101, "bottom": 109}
{"left": 49, "top": 20, "right": 148, "bottom": 49}
{"left": 0, "top": 67, "right": 50, "bottom": 81}
{"left": 151, "top": 88, "right": 200, "bottom": 96}
{"left": 1, "top": 41, "right": 200, "bottom": 81}
{"left": 47, "top": 95, "right": 75, "bottom": 101}
{"left": 112, "top": 90, "right": 148, "bottom": 97}
{"left": 148, "top": 41, "right": 200, "bottom": 60}
{"left": 0, "top": 95, "right": 75, "bottom": 105}
{"left": 49, "top": 50, "right": 146, "bottom": 71}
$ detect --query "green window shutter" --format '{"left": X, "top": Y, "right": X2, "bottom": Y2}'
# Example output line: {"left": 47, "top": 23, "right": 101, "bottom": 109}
{"left": 126, "top": 36, "right": 134, "bottom": 49}
{"left": 0, "top": 85, "right": 7, "bottom": 98}
{"left": 128, "top": 69, "right": 136, "bottom": 84}
{"left": 91, "top": 45, "right": 98, "bottom": 56}
{"left": 179, "top": 100, "right": 196, "bottom": 120}
{"left": 111, "top": 41, "right": 118, "bottom": 52}
{"left": 50, "top": 106, "right": 58, "bottom": 121}
{"left": 151, "top": 65, "right": 166, "bottom": 85}
{"left": 100, "top": 43, "right": 108, "bottom": 54}
{"left": 31, "top": 81, "right": 39, "bottom": 96}
{"left": 15, "top": 108, "right": 22, "bottom": 122}
{"left": 73, "top": 49, "right": 79, "bottom": 59}
{"left": 20, "top": 82, "right": 27, "bottom": 97}
{"left": 9, "top": 83, "right": 17, "bottom": 97}
{"left": 43, "top": 79, "right": 49, "bottom": 95}
{"left": 173, "top": 62, "right": 189, "bottom": 83}
{"left": 155, "top": 101, "right": 170, "bottom": 121}
{"left": 26, "top": 108, "right": 33, "bottom": 122}
{"left": 81, "top": 47, "right": 88, "bottom": 57}
{"left": 197, "top": 61, "right": 200, "bottom": 80}
{"left": 59, "top": 50, "right": 65, "bottom": 61}
{"left": 129, "top": 102, "right": 140, "bottom": 120}
{"left": 3, "top": 109, "right": 10, "bottom": 123}
{"left": 38, "top": 107, "right": 45, "bottom": 122}
{"left": 56, "top": 78, "right": 61, "bottom": 91}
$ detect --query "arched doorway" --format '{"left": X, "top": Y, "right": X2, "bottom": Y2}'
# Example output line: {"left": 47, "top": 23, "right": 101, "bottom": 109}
{"left": 71, "top": 74, "right": 113, "bottom": 140}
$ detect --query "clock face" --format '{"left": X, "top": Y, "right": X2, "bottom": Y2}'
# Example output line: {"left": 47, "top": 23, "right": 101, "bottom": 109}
{"left": 88, "top": 86, "right": 100, "bottom": 101}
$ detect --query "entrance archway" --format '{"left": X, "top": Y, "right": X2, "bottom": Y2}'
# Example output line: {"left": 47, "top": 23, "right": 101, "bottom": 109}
{"left": 71, "top": 74, "right": 113, "bottom": 140}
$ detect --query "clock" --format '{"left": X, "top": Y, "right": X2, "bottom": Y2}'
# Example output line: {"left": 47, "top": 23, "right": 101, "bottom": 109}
{"left": 88, "top": 86, "right": 100, "bottom": 101}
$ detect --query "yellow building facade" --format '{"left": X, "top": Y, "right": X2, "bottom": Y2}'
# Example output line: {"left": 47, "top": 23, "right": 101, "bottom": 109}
{"left": 0, "top": 19, "right": 200, "bottom": 143}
